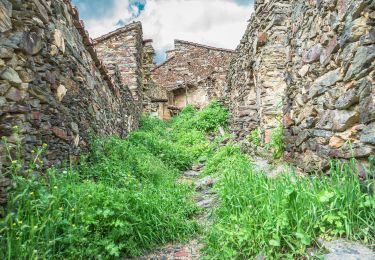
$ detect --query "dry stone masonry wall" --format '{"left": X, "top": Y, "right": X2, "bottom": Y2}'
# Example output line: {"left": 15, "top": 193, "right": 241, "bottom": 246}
{"left": 94, "top": 23, "right": 145, "bottom": 120}
{"left": 226, "top": 0, "right": 375, "bottom": 171}
{"left": 226, "top": 0, "right": 292, "bottom": 142}
{"left": 0, "top": 0, "right": 142, "bottom": 204}
{"left": 285, "top": 0, "right": 375, "bottom": 171}
{"left": 142, "top": 39, "right": 164, "bottom": 116}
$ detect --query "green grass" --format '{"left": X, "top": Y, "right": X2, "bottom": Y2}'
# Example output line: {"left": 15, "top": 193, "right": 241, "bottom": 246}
{"left": 0, "top": 101, "right": 229, "bottom": 259}
{"left": 2, "top": 101, "right": 374, "bottom": 259}
{"left": 204, "top": 150, "right": 375, "bottom": 259}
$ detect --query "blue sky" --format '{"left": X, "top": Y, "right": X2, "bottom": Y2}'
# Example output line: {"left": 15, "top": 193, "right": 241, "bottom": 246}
{"left": 72, "top": 0, "right": 254, "bottom": 63}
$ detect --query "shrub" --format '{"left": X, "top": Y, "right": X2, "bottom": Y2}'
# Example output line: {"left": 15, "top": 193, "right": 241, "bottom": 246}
{"left": 193, "top": 101, "right": 229, "bottom": 132}
{"left": 172, "top": 101, "right": 229, "bottom": 133}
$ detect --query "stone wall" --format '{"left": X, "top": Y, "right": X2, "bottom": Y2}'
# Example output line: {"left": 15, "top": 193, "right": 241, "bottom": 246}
{"left": 0, "top": 0, "right": 141, "bottom": 204}
{"left": 152, "top": 40, "right": 236, "bottom": 117}
{"left": 226, "top": 0, "right": 292, "bottom": 140}
{"left": 285, "top": 0, "right": 375, "bottom": 171}
{"left": 94, "top": 22, "right": 144, "bottom": 121}
{"left": 142, "top": 39, "right": 166, "bottom": 117}
{"left": 226, "top": 0, "right": 375, "bottom": 171}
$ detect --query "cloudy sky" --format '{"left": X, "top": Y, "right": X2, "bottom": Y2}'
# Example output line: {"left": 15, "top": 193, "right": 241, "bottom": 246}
{"left": 72, "top": 0, "right": 254, "bottom": 63}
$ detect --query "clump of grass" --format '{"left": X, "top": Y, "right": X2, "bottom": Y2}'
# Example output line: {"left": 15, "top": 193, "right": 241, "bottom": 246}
{"left": 204, "top": 149, "right": 375, "bottom": 259}
{"left": 248, "top": 128, "right": 262, "bottom": 146}
{"left": 172, "top": 101, "right": 229, "bottom": 133}
{"left": 268, "top": 119, "right": 284, "bottom": 159}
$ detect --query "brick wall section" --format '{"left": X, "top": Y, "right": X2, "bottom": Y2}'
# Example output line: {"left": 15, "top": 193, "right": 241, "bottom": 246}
{"left": 152, "top": 40, "right": 236, "bottom": 114}
{"left": 94, "top": 22, "right": 144, "bottom": 120}
{"left": 0, "top": 0, "right": 141, "bottom": 204}
{"left": 226, "top": 0, "right": 375, "bottom": 171}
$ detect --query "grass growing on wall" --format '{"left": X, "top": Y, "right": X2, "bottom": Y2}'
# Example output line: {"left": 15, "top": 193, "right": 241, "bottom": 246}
{"left": 0, "top": 101, "right": 229, "bottom": 259}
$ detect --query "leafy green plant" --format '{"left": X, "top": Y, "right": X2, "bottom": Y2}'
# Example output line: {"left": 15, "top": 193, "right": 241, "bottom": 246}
{"left": 248, "top": 128, "right": 262, "bottom": 146}
{"left": 268, "top": 120, "right": 284, "bottom": 159}
{"left": 172, "top": 101, "right": 229, "bottom": 133}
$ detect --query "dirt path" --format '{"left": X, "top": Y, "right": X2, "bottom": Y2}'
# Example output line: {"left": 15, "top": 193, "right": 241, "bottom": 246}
{"left": 133, "top": 164, "right": 218, "bottom": 260}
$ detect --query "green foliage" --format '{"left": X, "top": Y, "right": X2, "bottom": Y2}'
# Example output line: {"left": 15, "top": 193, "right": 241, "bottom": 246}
{"left": 193, "top": 101, "right": 229, "bottom": 132}
{"left": 268, "top": 120, "right": 284, "bottom": 159}
{"left": 248, "top": 128, "right": 262, "bottom": 146}
{"left": 202, "top": 145, "right": 246, "bottom": 177}
{"left": 204, "top": 152, "right": 375, "bottom": 259}
{"left": 0, "top": 101, "right": 230, "bottom": 259}
{"left": 172, "top": 101, "right": 229, "bottom": 133}
{"left": 1, "top": 136, "right": 198, "bottom": 259}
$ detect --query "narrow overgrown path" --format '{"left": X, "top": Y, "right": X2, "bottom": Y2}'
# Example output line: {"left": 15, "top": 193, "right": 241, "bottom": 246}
{"left": 1, "top": 102, "right": 374, "bottom": 259}
{"left": 134, "top": 162, "right": 222, "bottom": 260}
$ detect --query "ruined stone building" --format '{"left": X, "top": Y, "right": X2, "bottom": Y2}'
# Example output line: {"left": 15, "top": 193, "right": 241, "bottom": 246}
{"left": 226, "top": 0, "right": 375, "bottom": 171}
{"left": 151, "top": 40, "right": 236, "bottom": 119}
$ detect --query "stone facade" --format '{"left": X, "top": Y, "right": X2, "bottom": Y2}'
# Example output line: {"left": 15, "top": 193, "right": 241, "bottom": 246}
{"left": 94, "top": 22, "right": 144, "bottom": 119}
{"left": 226, "top": 0, "right": 291, "bottom": 141}
{"left": 152, "top": 40, "right": 236, "bottom": 118}
{"left": 0, "top": 0, "right": 142, "bottom": 204}
{"left": 226, "top": 0, "right": 375, "bottom": 171}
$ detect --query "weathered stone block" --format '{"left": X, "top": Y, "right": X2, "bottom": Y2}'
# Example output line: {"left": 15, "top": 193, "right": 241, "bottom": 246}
{"left": 360, "top": 122, "right": 375, "bottom": 145}
{"left": 5, "top": 87, "right": 22, "bottom": 102}
{"left": 0, "top": 67, "right": 22, "bottom": 84}
{"left": 360, "top": 28, "right": 375, "bottom": 45}
{"left": 314, "top": 68, "right": 343, "bottom": 87}
{"left": 55, "top": 84, "right": 67, "bottom": 102}
{"left": 257, "top": 32, "right": 267, "bottom": 46}
{"left": 358, "top": 77, "right": 375, "bottom": 124}
{"left": 329, "top": 136, "right": 345, "bottom": 149}
{"left": 53, "top": 29, "right": 65, "bottom": 54}
{"left": 0, "top": 0, "right": 12, "bottom": 33}
{"left": 335, "top": 88, "right": 359, "bottom": 109}
{"left": 302, "top": 44, "right": 323, "bottom": 63}
{"left": 21, "top": 31, "right": 44, "bottom": 55}
{"left": 340, "top": 17, "right": 369, "bottom": 47}
{"left": 51, "top": 127, "right": 70, "bottom": 141}
{"left": 0, "top": 46, "right": 13, "bottom": 59}
{"left": 296, "top": 130, "right": 311, "bottom": 146}
{"left": 298, "top": 65, "right": 310, "bottom": 77}
{"left": 317, "top": 110, "right": 359, "bottom": 132}
{"left": 344, "top": 45, "right": 375, "bottom": 81}
{"left": 320, "top": 36, "right": 338, "bottom": 65}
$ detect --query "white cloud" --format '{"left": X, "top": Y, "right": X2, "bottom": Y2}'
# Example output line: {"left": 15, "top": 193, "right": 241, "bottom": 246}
{"left": 82, "top": 0, "right": 135, "bottom": 38}
{"left": 83, "top": 0, "right": 253, "bottom": 62}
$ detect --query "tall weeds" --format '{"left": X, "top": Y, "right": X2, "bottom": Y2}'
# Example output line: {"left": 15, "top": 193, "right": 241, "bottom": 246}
{"left": 0, "top": 101, "right": 229, "bottom": 259}
{"left": 204, "top": 149, "right": 375, "bottom": 259}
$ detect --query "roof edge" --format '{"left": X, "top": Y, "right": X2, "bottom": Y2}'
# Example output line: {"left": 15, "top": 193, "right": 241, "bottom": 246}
{"left": 151, "top": 56, "right": 175, "bottom": 72}
{"left": 93, "top": 21, "right": 142, "bottom": 44}
{"left": 174, "top": 39, "right": 236, "bottom": 53}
